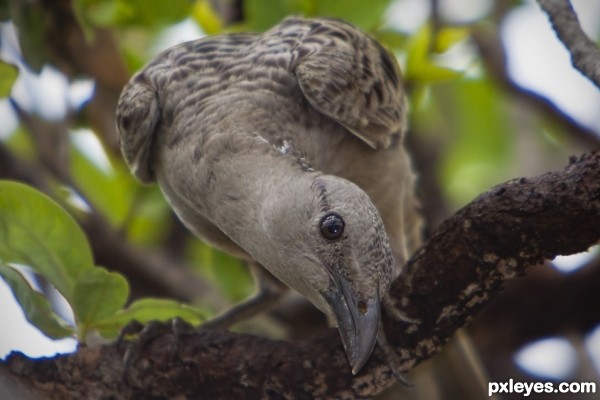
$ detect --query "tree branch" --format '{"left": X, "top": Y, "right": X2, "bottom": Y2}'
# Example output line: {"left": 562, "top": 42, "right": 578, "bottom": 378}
{"left": 472, "top": 28, "right": 600, "bottom": 148}
{"left": 537, "top": 0, "right": 600, "bottom": 89}
{"left": 3, "top": 150, "right": 599, "bottom": 399}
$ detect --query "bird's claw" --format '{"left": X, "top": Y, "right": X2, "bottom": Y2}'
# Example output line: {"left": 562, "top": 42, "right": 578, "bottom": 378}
{"left": 119, "top": 318, "right": 194, "bottom": 383}
{"left": 376, "top": 322, "right": 413, "bottom": 387}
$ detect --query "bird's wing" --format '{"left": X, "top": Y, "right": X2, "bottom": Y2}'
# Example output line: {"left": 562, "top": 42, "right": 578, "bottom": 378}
{"left": 116, "top": 72, "right": 161, "bottom": 184}
{"left": 116, "top": 34, "right": 255, "bottom": 183}
{"left": 289, "top": 19, "right": 407, "bottom": 149}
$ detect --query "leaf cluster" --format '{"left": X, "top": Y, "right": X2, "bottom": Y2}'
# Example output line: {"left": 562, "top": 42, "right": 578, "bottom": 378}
{"left": 0, "top": 181, "right": 205, "bottom": 342}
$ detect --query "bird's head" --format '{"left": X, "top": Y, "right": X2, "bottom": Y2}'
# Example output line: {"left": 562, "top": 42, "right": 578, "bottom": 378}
{"left": 258, "top": 174, "right": 396, "bottom": 374}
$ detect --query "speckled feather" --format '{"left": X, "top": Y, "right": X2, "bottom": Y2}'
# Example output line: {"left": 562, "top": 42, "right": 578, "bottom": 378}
{"left": 117, "top": 17, "right": 406, "bottom": 175}
{"left": 116, "top": 17, "right": 421, "bottom": 331}
{"left": 116, "top": 16, "right": 419, "bottom": 263}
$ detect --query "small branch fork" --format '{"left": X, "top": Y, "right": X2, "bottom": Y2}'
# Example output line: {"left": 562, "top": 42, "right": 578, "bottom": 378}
{"left": 538, "top": 0, "right": 600, "bottom": 89}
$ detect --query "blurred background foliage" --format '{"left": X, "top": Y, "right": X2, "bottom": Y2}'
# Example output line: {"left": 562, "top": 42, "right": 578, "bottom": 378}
{"left": 1, "top": 0, "right": 599, "bottom": 398}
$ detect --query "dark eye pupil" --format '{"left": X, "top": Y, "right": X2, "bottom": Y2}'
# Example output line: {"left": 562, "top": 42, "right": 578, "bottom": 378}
{"left": 319, "top": 213, "right": 345, "bottom": 240}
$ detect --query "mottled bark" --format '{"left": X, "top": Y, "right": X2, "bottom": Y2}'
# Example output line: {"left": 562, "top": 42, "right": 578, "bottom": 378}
{"left": 2, "top": 150, "right": 599, "bottom": 399}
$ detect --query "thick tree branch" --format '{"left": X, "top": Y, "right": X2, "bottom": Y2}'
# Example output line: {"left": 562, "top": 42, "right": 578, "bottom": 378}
{"left": 538, "top": 0, "right": 600, "bottom": 89}
{"left": 3, "top": 151, "right": 599, "bottom": 399}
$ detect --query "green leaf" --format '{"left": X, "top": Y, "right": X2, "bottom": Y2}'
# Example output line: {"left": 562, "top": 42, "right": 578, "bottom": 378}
{"left": 374, "top": 29, "right": 409, "bottom": 50}
{"left": 244, "top": 0, "right": 295, "bottom": 31}
{"left": 315, "top": 0, "right": 392, "bottom": 31}
{"left": 69, "top": 134, "right": 136, "bottom": 227}
{"left": 434, "top": 27, "right": 469, "bottom": 53}
{"left": 0, "top": 181, "right": 94, "bottom": 298}
{"left": 188, "top": 241, "right": 253, "bottom": 303}
{"left": 93, "top": 298, "right": 206, "bottom": 339}
{"left": 406, "top": 24, "right": 431, "bottom": 63}
{"left": 439, "top": 79, "right": 513, "bottom": 207}
{"left": 4, "top": 127, "right": 36, "bottom": 160}
{"left": 0, "top": 62, "right": 18, "bottom": 97}
{"left": 0, "top": 265, "right": 74, "bottom": 339}
{"left": 74, "top": 0, "right": 191, "bottom": 29}
{"left": 124, "top": 186, "right": 172, "bottom": 245}
{"left": 121, "top": 44, "right": 149, "bottom": 75}
{"left": 191, "top": 0, "right": 223, "bottom": 35}
{"left": 71, "top": 267, "right": 129, "bottom": 339}
{"left": 7, "top": 0, "right": 48, "bottom": 71}
{"left": 405, "top": 24, "right": 462, "bottom": 85}
{"left": 411, "top": 64, "right": 462, "bottom": 84}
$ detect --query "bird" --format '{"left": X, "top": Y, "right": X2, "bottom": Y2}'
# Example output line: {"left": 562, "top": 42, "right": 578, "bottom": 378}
{"left": 116, "top": 16, "right": 422, "bottom": 376}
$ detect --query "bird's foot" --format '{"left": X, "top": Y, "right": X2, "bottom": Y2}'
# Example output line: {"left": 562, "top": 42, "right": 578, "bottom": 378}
{"left": 118, "top": 317, "right": 194, "bottom": 383}
{"left": 200, "top": 289, "right": 285, "bottom": 330}
{"left": 382, "top": 294, "right": 420, "bottom": 325}
{"left": 201, "top": 263, "right": 288, "bottom": 330}
{"left": 376, "top": 323, "right": 413, "bottom": 387}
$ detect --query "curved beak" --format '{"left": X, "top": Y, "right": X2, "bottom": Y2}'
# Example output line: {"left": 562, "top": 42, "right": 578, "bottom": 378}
{"left": 324, "top": 277, "right": 381, "bottom": 375}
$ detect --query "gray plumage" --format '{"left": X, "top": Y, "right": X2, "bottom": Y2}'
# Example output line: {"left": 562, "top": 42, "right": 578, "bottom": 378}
{"left": 116, "top": 17, "right": 421, "bottom": 375}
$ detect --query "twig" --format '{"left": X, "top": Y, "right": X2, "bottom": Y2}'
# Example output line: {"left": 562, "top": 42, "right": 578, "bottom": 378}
{"left": 472, "top": 28, "right": 600, "bottom": 148}
{"left": 537, "top": 0, "right": 600, "bottom": 89}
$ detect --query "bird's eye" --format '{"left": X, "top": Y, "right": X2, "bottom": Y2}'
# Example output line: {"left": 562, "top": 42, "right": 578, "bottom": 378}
{"left": 319, "top": 213, "right": 345, "bottom": 241}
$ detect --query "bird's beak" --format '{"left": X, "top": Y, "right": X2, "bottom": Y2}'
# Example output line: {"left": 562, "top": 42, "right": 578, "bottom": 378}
{"left": 324, "top": 276, "right": 380, "bottom": 375}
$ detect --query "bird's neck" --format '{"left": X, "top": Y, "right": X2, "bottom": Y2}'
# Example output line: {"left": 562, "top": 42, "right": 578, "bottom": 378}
{"left": 202, "top": 145, "right": 313, "bottom": 254}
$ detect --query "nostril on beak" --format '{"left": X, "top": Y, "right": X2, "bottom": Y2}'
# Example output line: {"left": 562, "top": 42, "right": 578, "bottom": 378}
{"left": 357, "top": 300, "right": 368, "bottom": 314}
